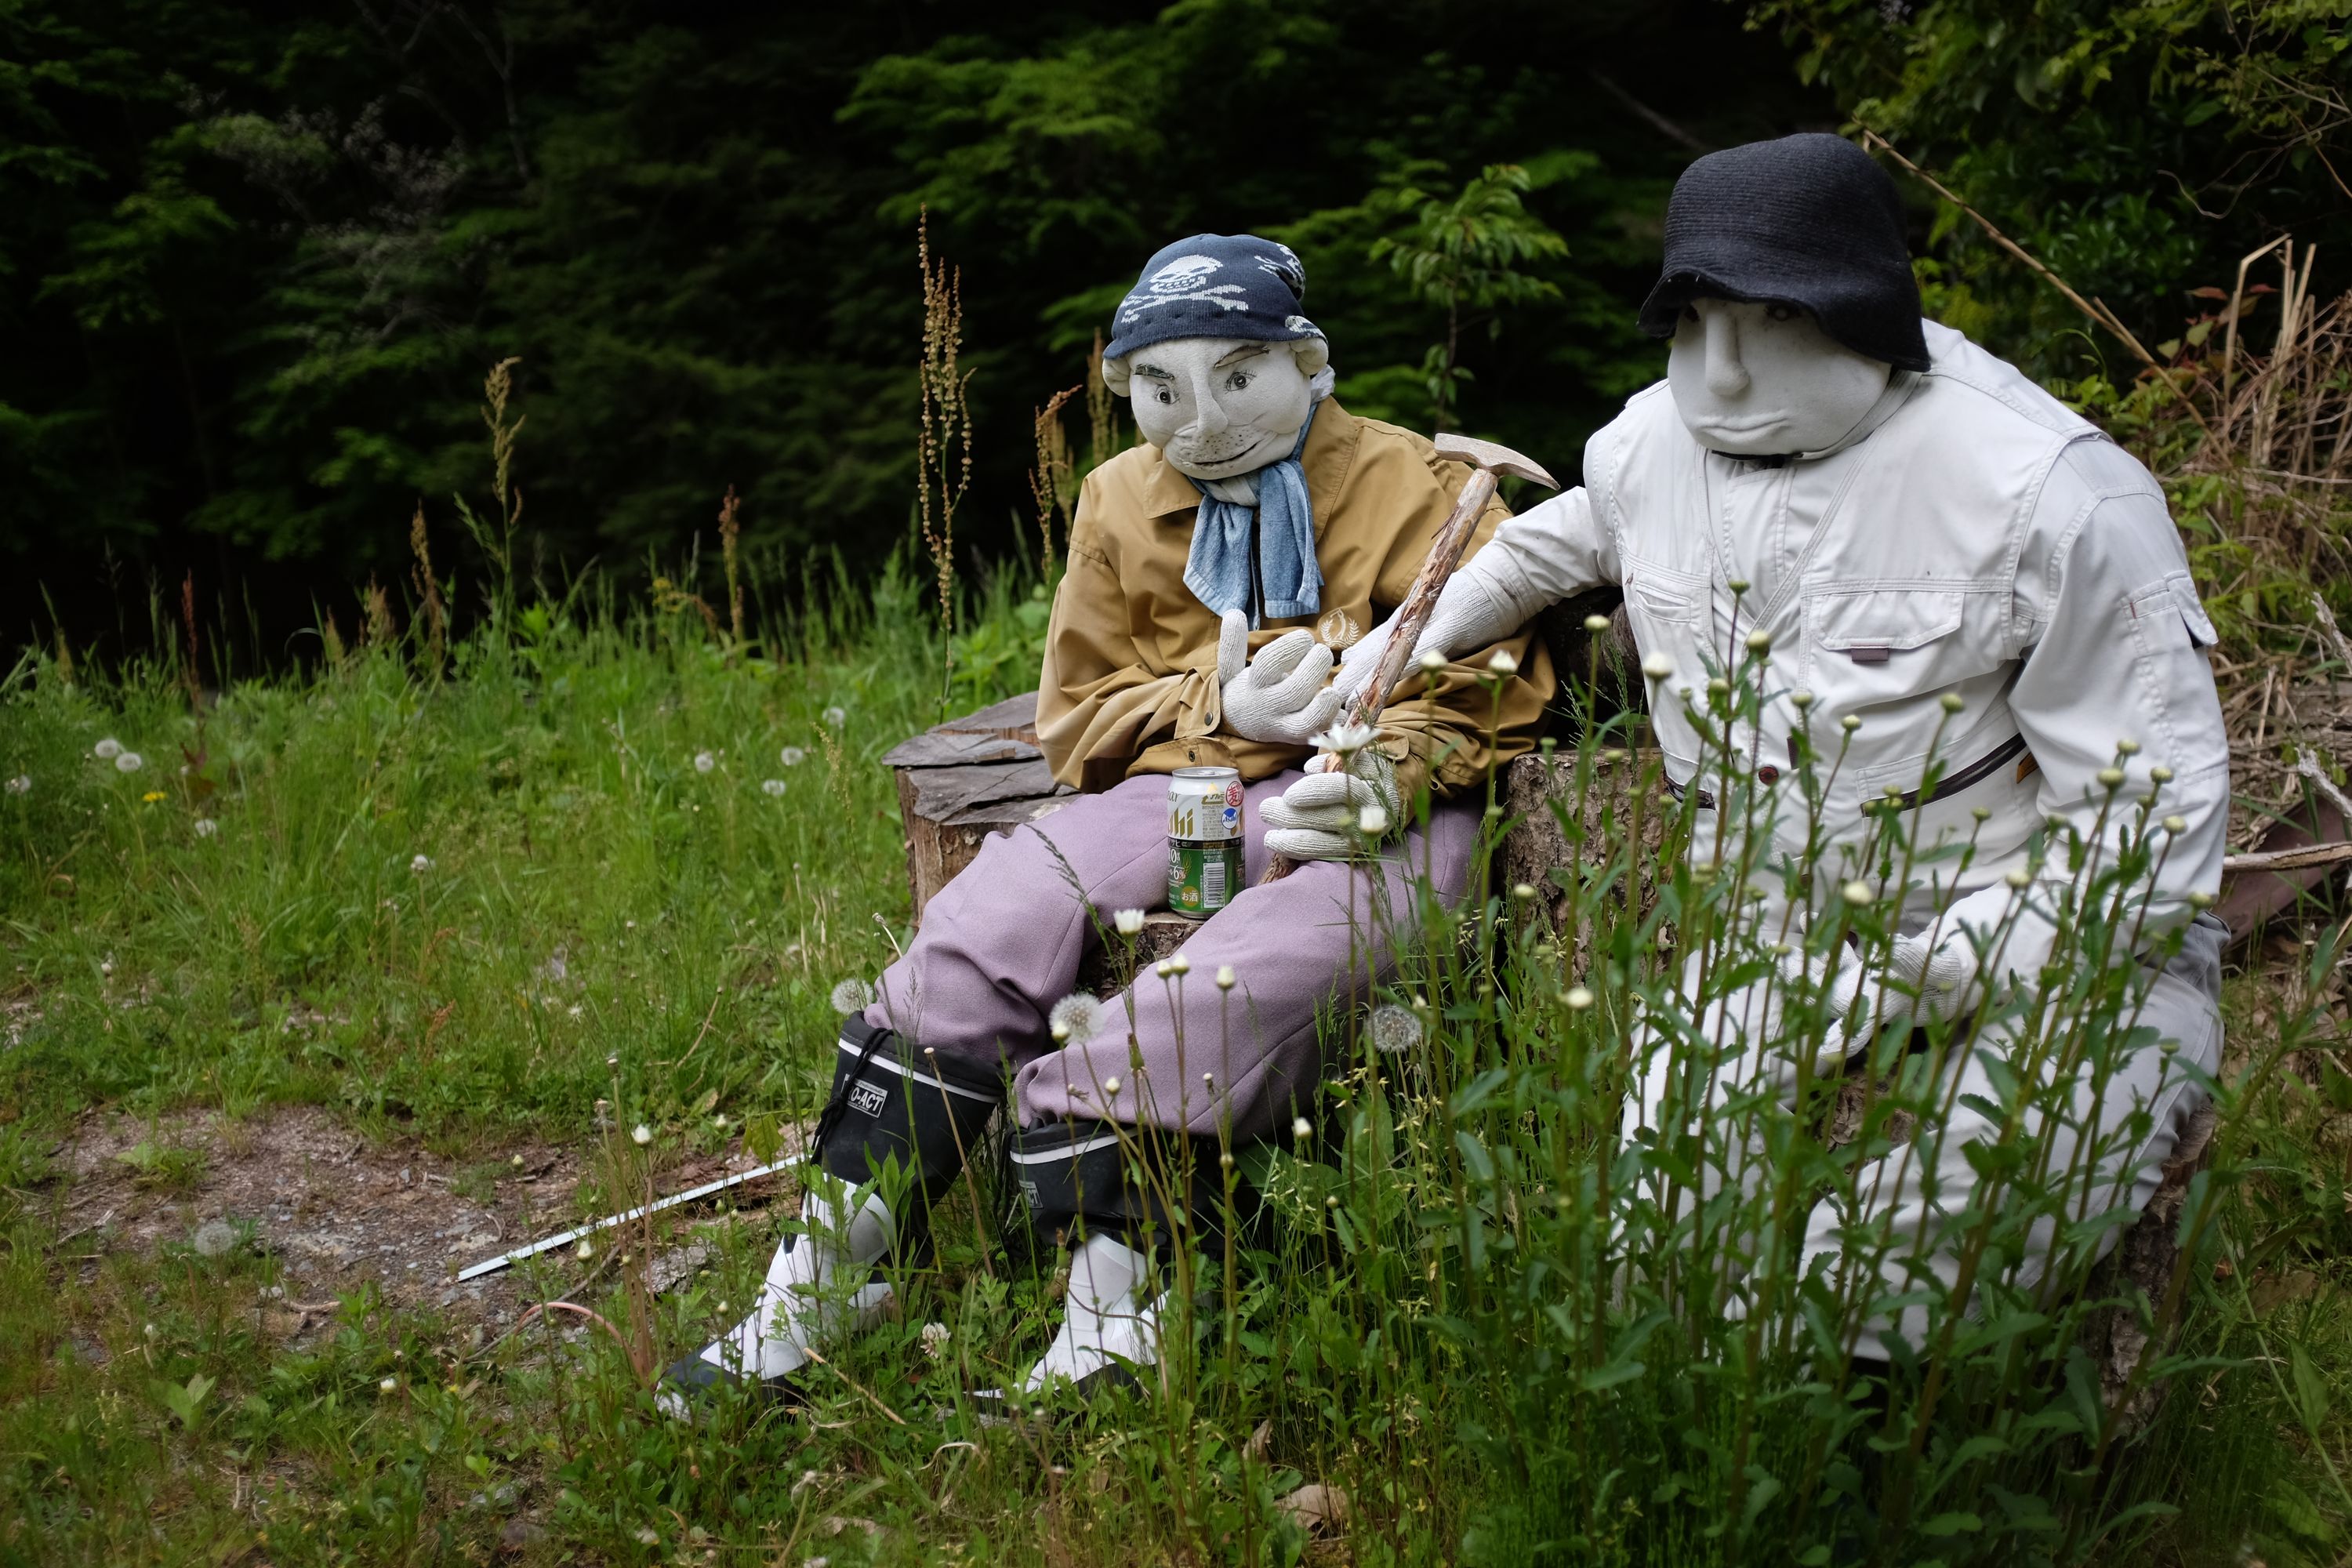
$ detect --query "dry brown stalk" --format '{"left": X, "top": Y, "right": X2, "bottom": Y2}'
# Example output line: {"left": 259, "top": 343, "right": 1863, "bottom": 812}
{"left": 916, "top": 207, "right": 974, "bottom": 711}
{"left": 408, "top": 505, "right": 446, "bottom": 678}
{"left": 1029, "top": 384, "right": 1080, "bottom": 584}
{"left": 178, "top": 572, "right": 203, "bottom": 712}
{"left": 717, "top": 485, "right": 746, "bottom": 646}
{"left": 1086, "top": 328, "right": 1123, "bottom": 468}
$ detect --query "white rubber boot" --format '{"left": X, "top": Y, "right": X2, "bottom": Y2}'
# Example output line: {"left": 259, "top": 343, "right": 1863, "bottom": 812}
{"left": 1020, "top": 1232, "right": 1161, "bottom": 1396}
{"left": 658, "top": 1185, "right": 895, "bottom": 1416}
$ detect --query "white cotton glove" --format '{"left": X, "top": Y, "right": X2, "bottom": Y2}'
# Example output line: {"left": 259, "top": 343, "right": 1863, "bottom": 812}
{"left": 1329, "top": 567, "right": 1530, "bottom": 711}
{"left": 1261, "top": 750, "right": 1400, "bottom": 861}
{"left": 1217, "top": 609, "right": 1343, "bottom": 746}
{"left": 1883, "top": 933, "right": 1981, "bottom": 1024}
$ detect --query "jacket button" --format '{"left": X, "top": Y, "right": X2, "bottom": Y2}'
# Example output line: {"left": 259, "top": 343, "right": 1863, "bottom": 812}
{"left": 1757, "top": 765, "right": 1780, "bottom": 784}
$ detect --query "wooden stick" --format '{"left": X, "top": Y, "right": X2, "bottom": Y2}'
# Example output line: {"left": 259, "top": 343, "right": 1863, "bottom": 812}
{"left": 1261, "top": 467, "right": 1501, "bottom": 883}
{"left": 2223, "top": 840, "right": 2352, "bottom": 873}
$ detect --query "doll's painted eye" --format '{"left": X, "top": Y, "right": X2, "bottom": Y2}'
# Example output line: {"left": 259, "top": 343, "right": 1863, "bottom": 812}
{"left": 1156, "top": 387, "right": 1175, "bottom": 404}
{"left": 1766, "top": 302, "right": 1801, "bottom": 322}
{"left": 1682, "top": 305, "right": 1700, "bottom": 324}
{"left": 1225, "top": 371, "right": 1250, "bottom": 391}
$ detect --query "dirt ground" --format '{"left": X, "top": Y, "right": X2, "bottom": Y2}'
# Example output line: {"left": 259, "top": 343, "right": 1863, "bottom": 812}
{"left": 41, "top": 1104, "right": 798, "bottom": 1339}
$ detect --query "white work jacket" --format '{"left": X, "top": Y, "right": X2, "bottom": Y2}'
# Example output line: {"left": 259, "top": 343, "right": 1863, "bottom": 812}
{"left": 1473, "top": 320, "right": 2229, "bottom": 983}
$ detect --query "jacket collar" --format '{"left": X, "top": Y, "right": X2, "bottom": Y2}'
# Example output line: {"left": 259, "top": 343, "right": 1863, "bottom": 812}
{"left": 1141, "top": 399, "right": 1360, "bottom": 521}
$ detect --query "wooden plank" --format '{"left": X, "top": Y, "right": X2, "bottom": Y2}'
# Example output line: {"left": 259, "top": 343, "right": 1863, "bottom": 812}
{"left": 904, "top": 758, "right": 1064, "bottom": 821}
{"left": 935, "top": 691, "right": 1040, "bottom": 742}
{"left": 879, "top": 729, "right": 1043, "bottom": 770}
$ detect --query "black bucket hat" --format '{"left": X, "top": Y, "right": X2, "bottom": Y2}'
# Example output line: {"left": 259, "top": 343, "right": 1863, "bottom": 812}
{"left": 1636, "top": 132, "right": 1929, "bottom": 372}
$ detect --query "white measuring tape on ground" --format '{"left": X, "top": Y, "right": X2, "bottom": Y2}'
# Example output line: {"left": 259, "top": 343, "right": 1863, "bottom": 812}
{"left": 454, "top": 1155, "right": 805, "bottom": 1282}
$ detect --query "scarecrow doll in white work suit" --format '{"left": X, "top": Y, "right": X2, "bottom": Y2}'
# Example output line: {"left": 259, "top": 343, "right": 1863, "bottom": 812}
{"left": 1338, "top": 133, "right": 2230, "bottom": 1354}
{"left": 659, "top": 235, "right": 1549, "bottom": 1415}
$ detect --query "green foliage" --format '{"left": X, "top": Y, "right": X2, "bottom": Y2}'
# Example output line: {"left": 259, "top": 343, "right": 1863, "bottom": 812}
{"left": 2, "top": 1, "right": 1820, "bottom": 651}
{"left": 1751, "top": 0, "right": 2352, "bottom": 379}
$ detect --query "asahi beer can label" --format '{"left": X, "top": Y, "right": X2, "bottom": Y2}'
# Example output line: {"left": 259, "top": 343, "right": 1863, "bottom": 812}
{"left": 1167, "top": 767, "right": 1244, "bottom": 917}
{"left": 1167, "top": 767, "right": 1242, "bottom": 842}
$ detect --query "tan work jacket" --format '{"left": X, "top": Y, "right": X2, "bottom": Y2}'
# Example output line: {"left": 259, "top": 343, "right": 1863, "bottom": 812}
{"left": 1038, "top": 400, "right": 1554, "bottom": 799}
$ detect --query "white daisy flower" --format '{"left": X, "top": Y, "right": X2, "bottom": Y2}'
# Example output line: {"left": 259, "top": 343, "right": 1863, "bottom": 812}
{"left": 1112, "top": 907, "right": 1145, "bottom": 936}
{"left": 1358, "top": 804, "right": 1389, "bottom": 836}
{"left": 1291, "top": 1117, "right": 1312, "bottom": 1140}
{"left": 1310, "top": 720, "right": 1377, "bottom": 755}
{"left": 193, "top": 818, "right": 218, "bottom": 837}
{"left": 1486, "top": 648, "right": 1519, "bottom": 677}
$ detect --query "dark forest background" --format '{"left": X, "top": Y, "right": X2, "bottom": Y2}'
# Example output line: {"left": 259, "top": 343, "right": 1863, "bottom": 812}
{"left": 4, "top": 0, "right": 2345, "bottom": 663}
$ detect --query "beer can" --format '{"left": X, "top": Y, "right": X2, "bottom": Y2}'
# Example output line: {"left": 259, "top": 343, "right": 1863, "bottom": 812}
{"left": 1167, "top": 766, "right": 1244, "bottom": 918}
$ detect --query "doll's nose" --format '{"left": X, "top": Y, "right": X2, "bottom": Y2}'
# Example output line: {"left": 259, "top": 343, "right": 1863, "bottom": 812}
{"left": 1185, "top": 365, "right": 1229, "bottom": 434}
{"left": 1703, "top": 309, "right": 1751, "bottom": 398}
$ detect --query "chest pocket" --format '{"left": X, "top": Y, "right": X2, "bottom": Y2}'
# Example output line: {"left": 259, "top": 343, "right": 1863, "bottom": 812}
{"left": 1620, "top": 559, "right": 1711, "bottom": 770}
{"left": 1802, "top": 588, "right": 1968, "bottom": 693}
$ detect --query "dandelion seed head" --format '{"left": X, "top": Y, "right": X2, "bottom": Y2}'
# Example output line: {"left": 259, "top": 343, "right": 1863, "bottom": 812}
{"left": 829, "top": 978, "right": 876, "bottom": 1015}
{"left": 632, "top": 1123, "right": 652, "bottom": 1146}
{"left": 761, "top": 779, "right": 786, "bottom": 797}
{"left": 693, "top": 750, "right": 717, "bottom": 774}
{"left": 93, "top": 738, "right": 122, "bottom": 760}
{"left": 114, "top": 751, "right": 143, "bottom": 774}
{"left": 192, "top": 1219, "right": 237, "bottom": 1258}
{"left": 1368, "top": 1004, "right": 1421, "bottom": 1055}
{"left": 4, "top": 775, "right": 26, "bottom": 795}
{"left": 193, "top": 818, "right": 217, "bottom": 837}
{"left": 822, "top": 706, "right": 847, "bottom": 728}
{"left": 1048, "top": 993, "right": 1108, "bottom": 1045}
{"left": 1112, "top": 907, "right": 1145, "bottom": 935}
{"left": 779, "top": 746, "right": 806, "bottom": 768}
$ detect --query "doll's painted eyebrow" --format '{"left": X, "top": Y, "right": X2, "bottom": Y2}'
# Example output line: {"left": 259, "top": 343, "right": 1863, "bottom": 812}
{"left": 1131, "top": 362, "right": 1176, "bottom": 382}
{"left": 1213, "top": 344, "right": 1272, "bottom": 369}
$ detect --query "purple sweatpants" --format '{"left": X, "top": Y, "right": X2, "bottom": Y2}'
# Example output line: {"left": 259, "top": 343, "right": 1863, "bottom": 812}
{"left": 864, "top": 771, "right": 1479, "bottom": 1142}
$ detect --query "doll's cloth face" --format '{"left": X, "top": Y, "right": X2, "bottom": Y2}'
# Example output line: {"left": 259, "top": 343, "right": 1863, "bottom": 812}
{"left": 1116, "top": 336, "right": 1321, "bottom": 481}
{"left": 1667, "top": 297, "right": 1893, "bottom": 457}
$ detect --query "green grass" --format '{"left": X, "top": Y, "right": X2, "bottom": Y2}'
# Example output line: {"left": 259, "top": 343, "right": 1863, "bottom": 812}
{"left": 5, "top": 564, "right": 2352, "bottom": 1568}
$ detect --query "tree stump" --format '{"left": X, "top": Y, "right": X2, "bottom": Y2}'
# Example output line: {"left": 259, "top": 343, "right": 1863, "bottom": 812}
{"left": 882, "top": 692, "right": 1073, "bottom": 926}
{"left": 1499, "top": 745, "right": 1674, "bottom": 967}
